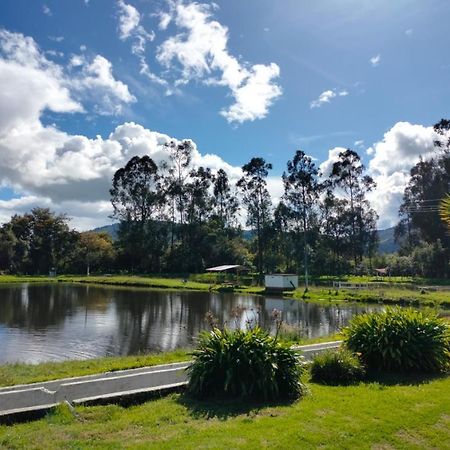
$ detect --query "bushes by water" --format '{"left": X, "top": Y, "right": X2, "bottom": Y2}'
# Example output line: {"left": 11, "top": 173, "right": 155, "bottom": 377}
{"left": 310, "top": 349, "right": 366, "bottom": 385}
{"left": 187, "top": 327, "right": 306, "bottom": 400}
{"left": 344, "top": 307, "right": 450, "bottom": 372}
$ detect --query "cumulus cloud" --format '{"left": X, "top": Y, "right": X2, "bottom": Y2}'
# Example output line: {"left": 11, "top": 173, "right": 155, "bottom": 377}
{"left": 370, "top": 54, "right": 381, "bottom": 67}
{"left": 0, "top": 29, "right": 135, "bottom": 120}
{"left": 310, "top": 89, "right": 348, "bottom": 108}
{"left": 155, "top": 1, "right": 281, "bottom": 122}
{"left": 69, "top": 54, "right": 136, "bottom": 114}
{"left": 319, "top": 147, "right": 347, "bottom": 178}
{"left": 117, "top": 0, "right": 141, "bottom": 40}
{"left": 0, "top": 30, "right": 243, "bottom": 227}
{"left": 365, "top": 122, "right": 440, "bottom": 228}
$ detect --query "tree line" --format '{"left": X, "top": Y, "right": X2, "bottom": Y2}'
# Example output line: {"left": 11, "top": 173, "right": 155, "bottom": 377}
{"left": 0, "top": 119, "right": 448, "bottom": 279}
{"left": 0, "top": 145, "right": 378, "bottom": 278}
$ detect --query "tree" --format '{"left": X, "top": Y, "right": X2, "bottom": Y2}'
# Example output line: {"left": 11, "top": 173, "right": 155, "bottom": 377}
{"left": 110, "top": 155, "right": 161, "bottom": 223}
{"left": 212, "top": 169, "right": 239, "bottom": 228}
{"left": 76, "top": 231, "right": 115, "bottom": 275}
{"left": 237, "top": 157, "right": 273, "bottom": 282}
{"left": 3, "top": 208, "right": 78, "bottom": 274}
{"left": 329, "top": 149, "right": 377, "bottom": 268}
{"left": 282, "top": 150, "right": 322, "bottom": 288}
{"left": 110, "top": 155, "right": 165, "bottom": 273}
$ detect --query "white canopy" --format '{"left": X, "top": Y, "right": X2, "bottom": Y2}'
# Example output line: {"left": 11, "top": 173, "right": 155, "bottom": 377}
{"left": 205, "top": 265, "right": 246, "bottom": 272}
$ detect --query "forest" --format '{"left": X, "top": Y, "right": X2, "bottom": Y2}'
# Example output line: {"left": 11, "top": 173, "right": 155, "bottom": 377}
{"left": 0, "top": 120, "right": 449, "bottom": 280}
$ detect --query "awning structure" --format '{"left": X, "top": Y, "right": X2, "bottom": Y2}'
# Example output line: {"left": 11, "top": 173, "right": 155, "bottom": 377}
{"left": 205, "top": 265, "right": 247, "bottom": 272}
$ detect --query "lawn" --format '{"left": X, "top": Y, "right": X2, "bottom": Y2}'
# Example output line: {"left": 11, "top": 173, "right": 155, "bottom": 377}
{"left": 1, "top": 373, "right": 449, "bottom": 449}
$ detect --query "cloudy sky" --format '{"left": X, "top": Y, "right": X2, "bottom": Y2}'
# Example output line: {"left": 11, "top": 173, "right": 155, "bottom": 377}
{"left": 0, "top": 0, "right": 449, "bottom": 230}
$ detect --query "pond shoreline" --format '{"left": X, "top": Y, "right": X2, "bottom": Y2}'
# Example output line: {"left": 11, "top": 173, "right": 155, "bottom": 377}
{"left": 1, "top": 274, "right": 449, "bottom": 307}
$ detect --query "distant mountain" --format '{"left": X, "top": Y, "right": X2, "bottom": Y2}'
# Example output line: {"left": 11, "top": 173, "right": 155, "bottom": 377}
{"left": 92, "top": 223, "right": 120, "bottom": 240}
{"left": 377, "top": 226, "right": 398, "bottom": 254}
{"left": 91, "top": 223, "right": 399, "bottom": 254}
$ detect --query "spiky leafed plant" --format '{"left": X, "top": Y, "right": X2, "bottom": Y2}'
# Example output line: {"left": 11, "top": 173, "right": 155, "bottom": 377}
{"left": 440, "top": 194, "right": 450, "bottom": 231}
{"left": 344, "top": 307, "right": 450, "bottom": 373}
{"left": 187, "top": 327, "right": 306, "bottom": 400}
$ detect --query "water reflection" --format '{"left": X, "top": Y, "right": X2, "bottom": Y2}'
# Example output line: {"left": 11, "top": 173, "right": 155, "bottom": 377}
{"left": 0, "top": 283, "right": 380, "bottom": 364}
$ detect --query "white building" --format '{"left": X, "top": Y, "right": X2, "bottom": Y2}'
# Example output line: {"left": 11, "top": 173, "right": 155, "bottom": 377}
{"left": 264, "top": 274, "right": 298, "bottom": 292}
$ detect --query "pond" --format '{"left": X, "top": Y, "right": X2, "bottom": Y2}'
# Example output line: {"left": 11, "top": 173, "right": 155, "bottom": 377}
{"left": 0, "top": 283, "right": 382, "bottom": 364}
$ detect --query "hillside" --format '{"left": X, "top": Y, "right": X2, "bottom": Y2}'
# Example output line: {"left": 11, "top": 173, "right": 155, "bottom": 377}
{"left": 92, "top": 224, "right": 398, "bottom": 254}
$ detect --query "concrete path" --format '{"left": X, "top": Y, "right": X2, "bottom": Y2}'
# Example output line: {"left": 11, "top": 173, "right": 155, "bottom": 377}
{"left": 0, "top": 341, "right": 341, "bottom": 421}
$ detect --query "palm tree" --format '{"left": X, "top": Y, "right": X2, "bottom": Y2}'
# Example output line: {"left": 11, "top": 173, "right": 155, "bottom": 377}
{"left": 439, "top": 194, "right": 450, "bottom": 230}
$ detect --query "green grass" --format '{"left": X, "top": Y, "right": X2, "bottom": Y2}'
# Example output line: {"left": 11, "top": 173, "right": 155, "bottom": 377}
{"left": 289, "top": 286, "right": 450, "bottom": 307}
{"left": 0, "top": 350, "right": 190, "bottom": 388}
{"left": 1, "top": 275, "right": 449, "bottom": 307}
{"left": 0, "top": 373, "right": 449, "bottom": 449}
{"left": 0, "top": 334, "right": 342, "bottom": 388}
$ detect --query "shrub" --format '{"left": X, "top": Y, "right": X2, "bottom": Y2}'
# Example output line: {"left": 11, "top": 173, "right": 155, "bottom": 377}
{"left": 187, "top": 327, "right": 306, "bottom": 400}
{"left": 344, "top": 307, "right": 450, "bottom": 372}
{"left": 310, "top": 349, "right": 366, "bottom": 385}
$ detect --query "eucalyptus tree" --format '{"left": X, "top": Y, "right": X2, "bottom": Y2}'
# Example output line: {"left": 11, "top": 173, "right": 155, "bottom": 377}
{"left": 163, "top": 140, "right": 194, "bottom": 226}
{"left": 282, "top": 150, "right": 322, "bottom": 288}
{"left": 110, "top": 155, "right": 165, "bottom": 272}
{"left": 212, "top": 168, "right": 239, "bottom": 228}
{"left": 329, "top": 149, "right": 377, "bottom": 267}
{"left": 237, "top": 157, "right": 273, "bottom": 282}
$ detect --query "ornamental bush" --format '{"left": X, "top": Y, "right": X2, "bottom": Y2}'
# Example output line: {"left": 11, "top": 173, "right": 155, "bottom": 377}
{"left": 310, "top": 349, "right": 366, "bottom": 385}
{"left": 187, "top": 327, "right": 306, "bottom": 400}
{"left": 344, "top": 307, "right": 450, "bottom": 372}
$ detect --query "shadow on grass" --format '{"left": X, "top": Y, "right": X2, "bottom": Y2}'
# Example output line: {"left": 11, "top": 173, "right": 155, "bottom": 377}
{"left": 176, "top": 393, "right": 298, "bottom": 420}
{"left": 363, "top": 369, "right": 450, "bottom": 386}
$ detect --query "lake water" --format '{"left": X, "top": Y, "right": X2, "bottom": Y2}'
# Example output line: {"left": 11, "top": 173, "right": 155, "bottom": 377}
{"left": 0, "top": 283, "right": 381, "bottom": 364}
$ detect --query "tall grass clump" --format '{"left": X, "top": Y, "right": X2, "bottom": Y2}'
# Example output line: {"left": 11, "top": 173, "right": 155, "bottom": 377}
{"left": 310, "top": 349, "right": 366, "bottom": 385}
{"left": 188, "top": 318, "right": 306, "bottom": 400}
{"left": 344, "top": 307, "right": 450, "bottom": 372}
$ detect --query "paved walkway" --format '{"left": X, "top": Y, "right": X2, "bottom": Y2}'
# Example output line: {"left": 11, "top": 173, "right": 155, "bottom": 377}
{"left": 0, "top": 341, "right": 342, "bottom": 420}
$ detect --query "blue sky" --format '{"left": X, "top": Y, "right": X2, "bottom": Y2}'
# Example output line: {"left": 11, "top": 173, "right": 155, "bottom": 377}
{"left": 0, "top": 0, "right": 449, "bottom": 229}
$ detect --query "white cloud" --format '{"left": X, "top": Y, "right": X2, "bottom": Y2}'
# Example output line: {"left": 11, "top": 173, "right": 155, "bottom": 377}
{"left": 117, "top": 0, "right": 141, "bottom": 40}
{"left": 69, "top": 54, "right": 136, "bottom": 115}
{"left": 310, "top": 89, "right": 348, "bottom": 108}
{"left": 156, "top": 2, "right": 281, "bottom": 123}
{"left": 370, "top": 54, "right": 381, "bottom": 67}
{"left": 48, "top": 36, "right": 64, "bottom": 42}
{"left": 43, "top": 4, "right": 52, "bottom": 16}
{"left": 116, "top": 1, "right": 165, "bottom": 86}
{"left": 158, "top": 12, "right": 172, "bottom": 30}
{"left": 0, "top": 29, "right": 135, "bottom": 118}
{"left": 405, "top": 29, "right": 413, "bottom": 36}
{"left": 220, "top": 63, "right": 281, "bottom": 123}
{"left": 366, "top": 122, "right": 440, "bottom": 228}
{"left": 319, "top": 147, "right": 347, "bottom": 178}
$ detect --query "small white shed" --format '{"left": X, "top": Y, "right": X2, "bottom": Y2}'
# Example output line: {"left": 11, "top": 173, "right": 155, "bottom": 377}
{"left": 264, "top": 274, "right": 298, "bottom": 292}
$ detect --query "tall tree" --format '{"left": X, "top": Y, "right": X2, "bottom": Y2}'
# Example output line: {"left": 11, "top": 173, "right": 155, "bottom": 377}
{"left": 212, "top": 168, "right": 239, "bottom": 228}
{"left": 329, "top": 149, "right": 377, "bottom": 267}
{"left": 110, "top": 155, "right": 165, "bottom": 272}
{"left": 282, "top": 150, "right": 322, "bottom": 289}
{"left": 237, "top": 157, "right": 272, "bottom": 282}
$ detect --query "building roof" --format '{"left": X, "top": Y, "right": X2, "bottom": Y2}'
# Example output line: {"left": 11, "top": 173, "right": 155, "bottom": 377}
{"left": 205, "top": 264, "right": 246, "bottom": 272}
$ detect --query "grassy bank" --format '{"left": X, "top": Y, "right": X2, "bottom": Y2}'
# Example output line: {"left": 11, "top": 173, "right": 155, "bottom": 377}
{"left": 290, "top": 286, "right": 450, "bottom": 307}
{"left": 0, "top": 350, "right": 190, "bottom": 388}
{"left": 0, "top": 373, "right": 449, "bottom": 449}
{"left": 1, "top": 274, "right": 449, "bottom": 307}
{"left": 0, "top": 334, "right": 342, "bottom": 388}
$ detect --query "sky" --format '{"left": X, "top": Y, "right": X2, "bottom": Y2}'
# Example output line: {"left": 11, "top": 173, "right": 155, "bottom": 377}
{"left": 0, "top": 0, "right": 449, "bottom": 230}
